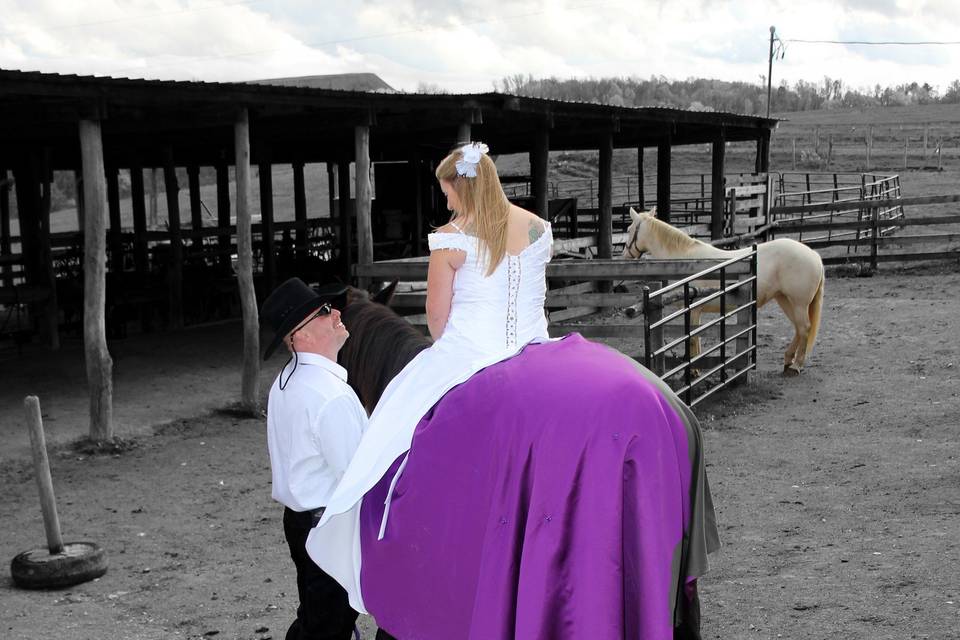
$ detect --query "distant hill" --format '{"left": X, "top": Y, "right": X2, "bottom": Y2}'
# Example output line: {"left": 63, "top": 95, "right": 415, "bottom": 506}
{"left": 248, "top": 73, "right": 395, "bottom": 93}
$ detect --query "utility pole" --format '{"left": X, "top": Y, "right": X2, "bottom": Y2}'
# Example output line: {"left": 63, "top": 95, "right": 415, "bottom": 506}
{"left": 766, "top": 25, "right": 776, "bottom": 118}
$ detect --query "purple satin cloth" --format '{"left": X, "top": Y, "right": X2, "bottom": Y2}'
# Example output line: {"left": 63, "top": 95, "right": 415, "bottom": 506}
{"left": 359, "top": 334, "right": 710, "bottom": 640}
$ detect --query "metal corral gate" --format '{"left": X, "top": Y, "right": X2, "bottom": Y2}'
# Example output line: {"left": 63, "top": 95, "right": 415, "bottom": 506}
{"left": 356, "top": 251, "right": 759, "bottom": 405}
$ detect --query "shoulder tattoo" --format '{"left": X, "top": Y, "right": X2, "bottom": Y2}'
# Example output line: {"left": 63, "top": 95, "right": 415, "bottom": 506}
{"left": 528, "top": 219, "right": 545, "bottom": 244}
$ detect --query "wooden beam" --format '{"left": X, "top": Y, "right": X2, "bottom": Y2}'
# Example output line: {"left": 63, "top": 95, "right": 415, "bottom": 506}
{"left": 637, "top": 147, "right": 645, "bottom": 209}
{"left": 78, "top": 118, "right": 114, "bottom": 440}
{"left": 130, "top": 162, "right": 148, "bottom": 275}
{"left": 39, "top": 150, "right": 59, "bottom": 349}
{"left": 293, "top": 161, "right": 307, "bottom": 257}
{"left": 0, "top": 169, "right": 11, "bottom": 286}
{"left": 355, "top": 124, "right": 373, "bottom": 276}
{"left": 337, "top": 160, "right": 352, "bottom": 278}
{"left": 216, "top": 160, "right": 231, "bottom": 269}
{"left": 163, "top": 147, "right": 183, "bottom": 329}
{"left": 258, "top": 155, "right": 276, "bottom": 289}
{"left": 106, "top": 166, "right": 123, "bottom": 273}
{"left": 187, "top": 164, "right": 202, "bottom": 248}
{"left": 711, "top": 129, "right": 726, "bottom": 241}
{"left": 531, "top": 126, "right": 549, "bottom": 219}
{"left": 657, "top": 135, "right": 672, "bottom": 223}
{"left": 234, "top": 108, "right": 260, "bottom": 413}
{"left": 597, "top": 131, "right": 613, "bottom": 261}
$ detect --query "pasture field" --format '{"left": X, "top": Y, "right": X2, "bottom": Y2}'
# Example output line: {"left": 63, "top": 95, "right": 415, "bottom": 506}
{"left": 1, "top": 262, "right": 958, "bottom": 640}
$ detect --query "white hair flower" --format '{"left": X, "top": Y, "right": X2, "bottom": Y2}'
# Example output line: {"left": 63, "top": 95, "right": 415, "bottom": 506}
{"left": 455, "top": 142, "right": 490, "bottom": 178}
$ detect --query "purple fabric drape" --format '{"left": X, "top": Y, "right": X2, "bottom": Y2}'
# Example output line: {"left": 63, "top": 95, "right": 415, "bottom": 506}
{"left": 359, "top": 334, "right": 715, "bottom": 640}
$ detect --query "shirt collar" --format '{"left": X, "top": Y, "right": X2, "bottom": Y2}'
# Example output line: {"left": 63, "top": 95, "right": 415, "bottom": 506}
{"left": 296, "top": 351, "right": 348, "bottom": 382}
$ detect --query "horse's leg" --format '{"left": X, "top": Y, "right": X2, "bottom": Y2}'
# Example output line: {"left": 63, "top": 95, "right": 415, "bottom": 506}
{"left": 774, "top": 295, "right": 802, "bottom": 375}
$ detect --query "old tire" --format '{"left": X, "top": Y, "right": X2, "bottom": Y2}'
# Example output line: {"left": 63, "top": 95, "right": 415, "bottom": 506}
{"left": 10, "top": 542, "right": 107, "bottom": 589}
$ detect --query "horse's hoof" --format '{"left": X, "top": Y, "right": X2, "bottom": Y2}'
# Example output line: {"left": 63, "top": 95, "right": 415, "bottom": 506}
{"left": 782, "top": 365, "right": 801, "bottom": 377}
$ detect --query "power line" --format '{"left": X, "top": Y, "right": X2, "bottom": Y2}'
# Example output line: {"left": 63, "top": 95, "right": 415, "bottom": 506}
{"left": 786, "top": 38, "right": 960, "bottom": 45}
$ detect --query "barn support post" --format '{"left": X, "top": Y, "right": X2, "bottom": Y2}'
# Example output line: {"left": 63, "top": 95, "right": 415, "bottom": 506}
{"left": 162, "top": 147, "right": 184, "bottom": 329}
{"left": 74, "top": 169, "right": 85, "bottom": 232}
{"left": 39, "top": 150, "right": 59, "bottom": 350}
{"left": 531, "top": 125, "right": 549, "bottom": 219}
{"left": 106, "top": 166, "right": 124, "bottom": 273}
{"left": 457, "top": 123, "right": 471, "bottom": 144}
{"left": 234, "top": 108, "right": 260, "bottom": 414}
{"left": 657, "top": 135, "right": 672, "bottom": 224}
{"left": 258, "top": 150, "right": 276, "bottom": 290}
{"left": 293, "top": 161, "right": 307, "bottom": 258}
{"left": 755, "top": 129, "right": 771, "bottom": 174}
{"left": 130, "top": 162, "right": 148, "bottom": 276}
{"left": 216, "top": 161, "right": 231, "bottom": 270}
{"left": 12, "top": 161, "right": 41, "bottom": 289}
{"left": 187, "top": 164, "right": 203, "bottom": 249}
{"left": 337, "top": 161, "right": 352, "bottom": 280}
{"left": 0, "top": 168, "right": 11, "bottom": 287}
{"left": 637, "top": 147, "right": 645, "bottom": 209}
{"left": 411, "top": 147, "right": 424, "bottom": 256}
{"left": 355, "top": 124, "right": 373, "bottom": 286}
{"left": 78, "top": 118, "right": 114, "bottom": 441}
{"left": 711, "top": 129, "right": 727, "bottom": 241}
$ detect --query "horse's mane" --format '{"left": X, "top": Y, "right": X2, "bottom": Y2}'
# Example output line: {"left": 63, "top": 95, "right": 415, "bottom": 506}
{"left": 645, "top": 215, "right": 703, "bottom": 253}
{"left": 338, "top": 299, "right": 432, "bottom": 414}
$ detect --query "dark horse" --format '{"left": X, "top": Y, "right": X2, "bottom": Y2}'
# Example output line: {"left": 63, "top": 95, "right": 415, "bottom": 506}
{"left": 334, "top": 287, "right": 716, "bottom": 640}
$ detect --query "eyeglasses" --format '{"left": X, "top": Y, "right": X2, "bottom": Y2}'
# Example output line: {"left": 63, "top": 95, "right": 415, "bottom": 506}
{"left": 290, "top": 303, "right": 332, "bottom": 337}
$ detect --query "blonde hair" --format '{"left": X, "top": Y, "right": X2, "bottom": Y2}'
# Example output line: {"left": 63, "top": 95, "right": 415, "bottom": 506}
{"left": 435, "top": 144, "right": 511, "bottom": 275}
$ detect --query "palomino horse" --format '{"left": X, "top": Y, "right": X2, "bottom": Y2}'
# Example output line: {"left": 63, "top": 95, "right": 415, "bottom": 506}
{"left": 319, "top": 287, "right": 719, "bottom": 639}
{"left": 622, "top": 208, "right": 825, "bottom": 375}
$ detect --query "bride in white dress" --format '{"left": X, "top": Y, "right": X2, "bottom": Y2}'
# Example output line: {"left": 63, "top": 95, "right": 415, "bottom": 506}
{"left": 307, "top": 142, "right": 553, "bottom": 612}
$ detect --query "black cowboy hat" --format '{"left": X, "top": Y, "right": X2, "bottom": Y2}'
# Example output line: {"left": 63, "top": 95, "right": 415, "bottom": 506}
{"left": 260, "top": 278, "right": 348, "bottom": 360}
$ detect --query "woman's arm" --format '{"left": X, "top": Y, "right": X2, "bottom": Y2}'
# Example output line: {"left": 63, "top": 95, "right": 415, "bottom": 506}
{"left": 426, "top": 248, "right": 465, "bottom": 340}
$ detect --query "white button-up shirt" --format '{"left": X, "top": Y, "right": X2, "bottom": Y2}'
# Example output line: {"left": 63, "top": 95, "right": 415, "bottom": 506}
{"left": 266, "top": 351, "right": 367, "bottom": 512}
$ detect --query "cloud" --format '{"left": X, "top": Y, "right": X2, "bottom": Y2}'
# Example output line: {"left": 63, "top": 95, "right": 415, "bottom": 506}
{"left": 1, "top": 0, "right": 957, "bottom": 92}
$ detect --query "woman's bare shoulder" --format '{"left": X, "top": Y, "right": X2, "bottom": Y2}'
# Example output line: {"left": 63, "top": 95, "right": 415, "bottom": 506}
{"left": 509, "top": 205, "right": 547, "bottom": 238}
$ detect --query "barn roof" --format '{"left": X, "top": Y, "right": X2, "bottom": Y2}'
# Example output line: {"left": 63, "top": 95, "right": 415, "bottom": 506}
{"left": 0, "top": 68, "right": 776, "bottom": 169}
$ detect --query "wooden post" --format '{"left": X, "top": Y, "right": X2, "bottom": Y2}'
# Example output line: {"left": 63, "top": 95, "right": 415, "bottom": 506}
{"left": 870, "top": 203, "right": 880, "bottom": 271}
{"left": 187, "top": 165, "right": 203, "bottom": 249}
{"left": 457, "top": 123, "right": 471, "bottom": 144}
{"left": 293, "top": 161, "right": 307, "bottom": 257}
{"left": 74, "top": 169, "right": 85, "bottom": 232}
{"left": 148, "top": 168, "right": 159, "bottom": 228}
{"left": 234, "top": 109, "right": 260, "bottom": 413}
{"left": 337, "top": 161, "right": 352, "bottom": 278}
{"left": 412, "top": 148, "right": 424, "bottom": 255}
{"left": 637, "top": 147, "right": 645, "bottom": 209}
{"left": 597, "top": 131, "right": 613, "bottom": 285}
{"left": 923, "top": 124, "right": 929, "bottom": 161}
{"left": 258, "top": 156, "right": 276, "bottom": 289}
{"left": 78, "top": 118, "right": 114, "bottom": 441}
{"left": 37, "top": 152, "right": 59, "bottom": 350}
{"left": 937, "top": 136, "right": 943, "bottom": 171}
{"left": 130, "top": 163, "right": 148, "bottom": 275}
{"left": 711, "top": 130, "right": 726, "bottom": 241}
{"left": 758, "top": 130, "right": 771, "bottom": 173}
{"left": 163, "top": 148, "right": 183, "bottom": 329}
{"left": 355, "top": 125, "right": 373, "bottom": 281}
{"left": 904, "top": 134, "right": 909, "bottom": 169}
{"left": 24, "top": 396, "right": 64, "bottom": 554}
{"left": 657, "top": 136, "right": 672, "bottom": 224}
{"left": 531, "top": 126, "right": 549, "bottom": 219}
{"left": 792, "top": 138, "right": 797, "bottom": 170}
{"left": 216, "top": 161, "right": 231, "bottom": 270}
{"left": 865, "top": 127, "right": 872, "bottom": 169}
{"left": 826, "top": 134, "right": 834, "bottom": 169}
{"left": 0, "top": 169, "right": 11, "bottom": 287}
{"left": 107, "top": 167, "right": 123, "bottom": 273}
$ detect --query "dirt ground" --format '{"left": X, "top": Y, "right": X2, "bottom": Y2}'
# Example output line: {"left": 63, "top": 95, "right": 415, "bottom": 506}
{"left": 2, "top": 262, "right": 959, "bottom": 640}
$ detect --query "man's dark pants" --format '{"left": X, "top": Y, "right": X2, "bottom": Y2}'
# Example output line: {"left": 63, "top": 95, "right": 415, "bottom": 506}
{"left": 283, "top": 507, "right": 359, "bottom": 640}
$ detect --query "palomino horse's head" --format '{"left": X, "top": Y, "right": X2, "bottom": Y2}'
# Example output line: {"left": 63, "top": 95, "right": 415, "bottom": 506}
{"left": 622, "top": 207, "right": 657, "bottom": 259}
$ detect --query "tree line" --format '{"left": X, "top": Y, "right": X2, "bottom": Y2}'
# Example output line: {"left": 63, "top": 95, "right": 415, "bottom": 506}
{"left": 492, "top": 74, "right": 960, "bottom": 114}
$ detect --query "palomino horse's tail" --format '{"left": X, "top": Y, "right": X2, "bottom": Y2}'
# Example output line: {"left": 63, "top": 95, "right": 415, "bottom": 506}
{"left": 804, "top": 269, "right": 825, "bottom": 356}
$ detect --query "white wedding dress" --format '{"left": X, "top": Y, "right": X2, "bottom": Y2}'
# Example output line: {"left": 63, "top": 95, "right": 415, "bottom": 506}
{"left": 307, "top": 221, "right": 553, "bottom": 612}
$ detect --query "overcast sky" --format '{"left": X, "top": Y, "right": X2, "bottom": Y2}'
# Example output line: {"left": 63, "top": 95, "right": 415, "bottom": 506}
{"left": 2, "top": 0, "right": 959, "bottom": 94}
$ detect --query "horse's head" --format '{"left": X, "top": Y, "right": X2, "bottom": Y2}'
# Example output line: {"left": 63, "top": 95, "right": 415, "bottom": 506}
{"left": 622, "top": 207, "right": 656, "bottom": 259}
{"left": 339, "top": 281, "right": 431, "bottom": 414}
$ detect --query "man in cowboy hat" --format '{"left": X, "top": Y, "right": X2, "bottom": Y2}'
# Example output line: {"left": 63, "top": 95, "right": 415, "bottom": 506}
{"left": 261, "top": 277, "right": 367, "bottom": 640}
